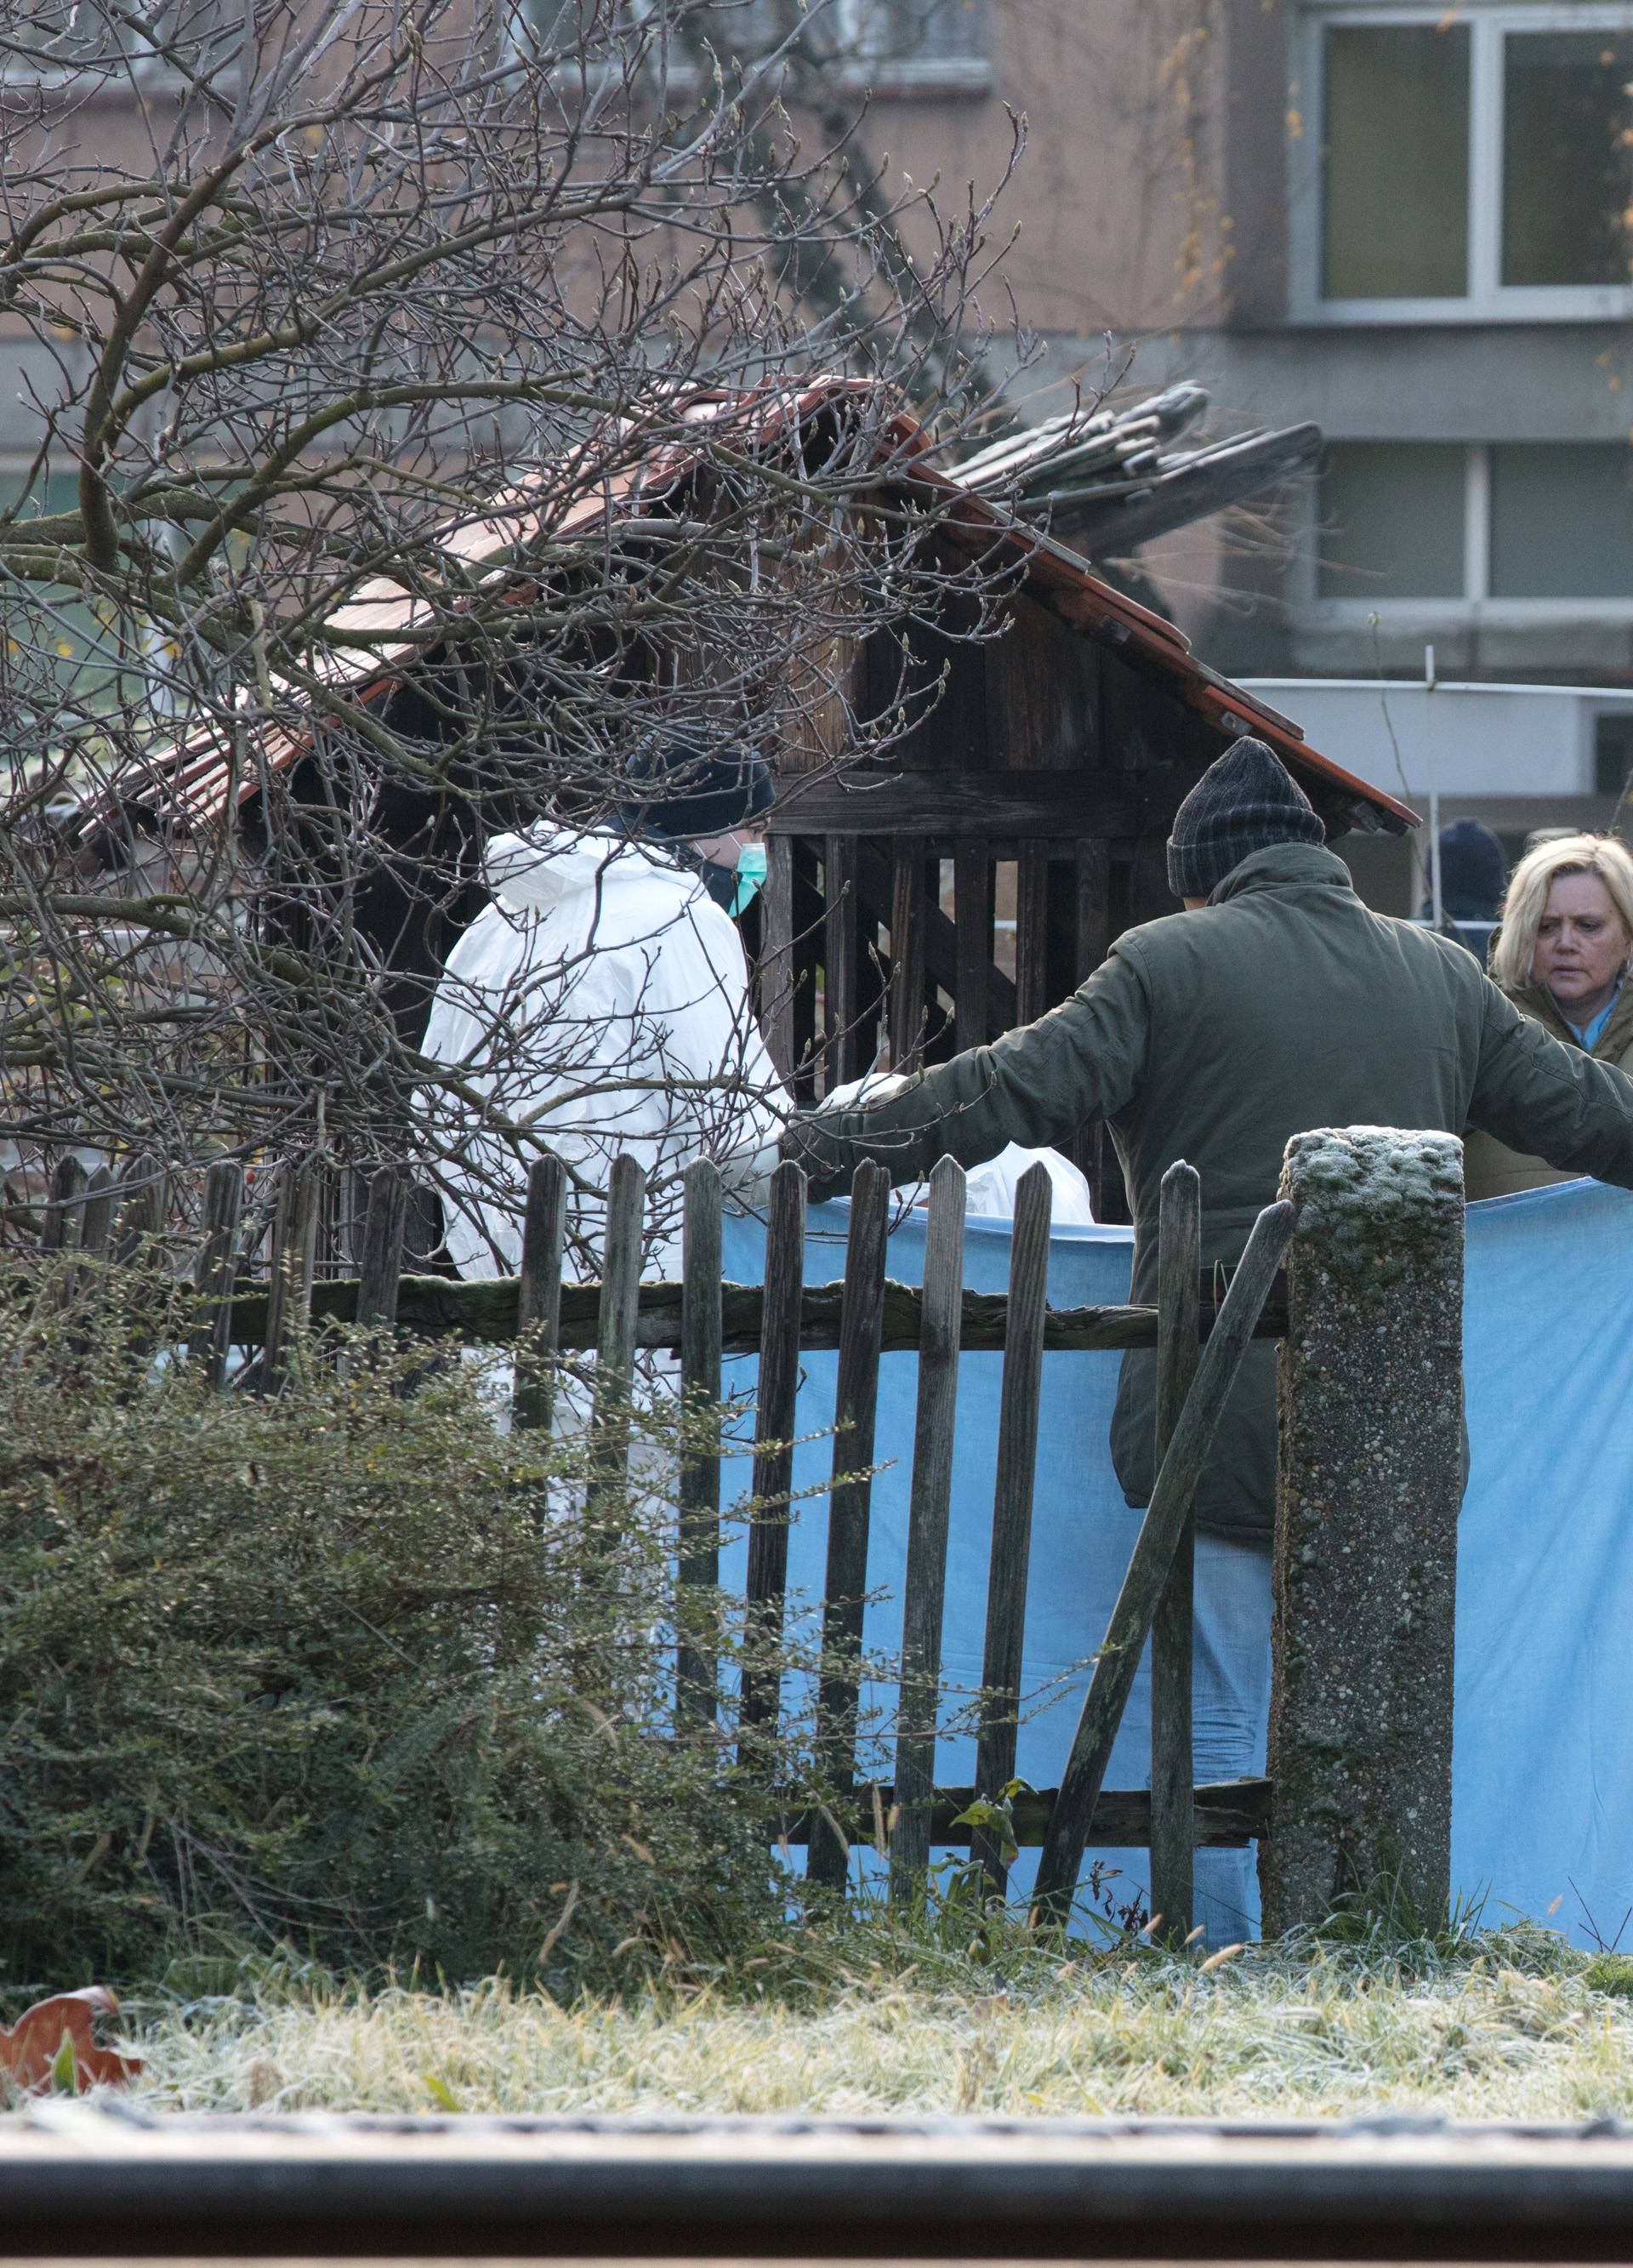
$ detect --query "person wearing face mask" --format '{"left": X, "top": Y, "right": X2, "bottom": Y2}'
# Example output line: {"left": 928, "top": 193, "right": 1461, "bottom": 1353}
{"left": 416, "top": 730, "right": 787, "bottom": 1280}
{"left": 1464, "top": 833, "right": 1633, "bottom": 1201}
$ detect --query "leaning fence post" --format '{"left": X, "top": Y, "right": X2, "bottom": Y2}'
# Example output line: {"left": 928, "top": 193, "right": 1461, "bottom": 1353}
{"left": 1150, "top": 1160, "right": 1202, "bottom": 1947}
{"left": 1261, "top": 1126, "right": 1465, "bottom": 1937}
{"left": 1031, "top": 1195, "right": 1295, "bottom": 1927}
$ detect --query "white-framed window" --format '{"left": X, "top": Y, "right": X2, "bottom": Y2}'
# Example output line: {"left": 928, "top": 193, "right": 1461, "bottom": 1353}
{"left": 1290, "top": 3, "right": 1633, "bottom": 322}
{"left": 831, "top": 0, "right": 988, "bottom": 89}
{"left": 1298, "top": 440, "right": 1633, "bottom": 615}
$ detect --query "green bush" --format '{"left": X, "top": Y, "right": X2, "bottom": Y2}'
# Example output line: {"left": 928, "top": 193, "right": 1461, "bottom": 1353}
{"left": 0, "top": 1268, "right": 783, "bottom": 1990}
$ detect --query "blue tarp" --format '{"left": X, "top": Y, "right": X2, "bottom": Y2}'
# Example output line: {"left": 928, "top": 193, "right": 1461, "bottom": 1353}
{"left": 720, "top": 1177, "right": 1633, "bottom": 1947}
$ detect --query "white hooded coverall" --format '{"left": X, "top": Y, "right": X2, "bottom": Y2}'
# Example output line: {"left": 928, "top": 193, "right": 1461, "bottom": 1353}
{"left": 417, "top": 826, "right": 787, "bottom": 1280}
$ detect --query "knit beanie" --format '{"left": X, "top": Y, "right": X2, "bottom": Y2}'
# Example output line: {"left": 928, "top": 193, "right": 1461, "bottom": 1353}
{"left": 620, "top": 727, "right": 774, "bottom": 842}
{"left": 1165, "top": 736, "right": 1326, "bottom": 901}
{"left": 1430, "top": 818, "right": 1506, "bottom": 922}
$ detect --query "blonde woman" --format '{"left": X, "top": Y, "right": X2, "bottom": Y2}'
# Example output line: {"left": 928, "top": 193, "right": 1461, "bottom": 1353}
{"left": 1465, "top": 832, "right": 1633, "bottom": 1201}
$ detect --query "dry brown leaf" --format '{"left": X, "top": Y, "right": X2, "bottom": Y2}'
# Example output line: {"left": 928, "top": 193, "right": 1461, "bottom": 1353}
{"left": 0, "top": 1986, "right": 142, "bottom": 2092}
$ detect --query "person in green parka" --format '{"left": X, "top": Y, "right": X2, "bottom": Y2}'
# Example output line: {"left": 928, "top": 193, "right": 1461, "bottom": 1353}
{"left": 1464, "top": 831, "right": 1633, "bottom": 1201}
{"left": 780, "top": 738, "right": 1633, "bottom": 1939}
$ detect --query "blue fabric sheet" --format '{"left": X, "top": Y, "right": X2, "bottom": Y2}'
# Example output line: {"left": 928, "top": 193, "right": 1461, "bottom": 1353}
{"left": 720, "top": 1176, "right": 1633, "bottom": 1946}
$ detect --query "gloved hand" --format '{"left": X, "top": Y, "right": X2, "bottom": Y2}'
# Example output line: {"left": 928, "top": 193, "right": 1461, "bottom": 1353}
{"left": 714, "top": 1131, "right": 782, "bottom": 1209}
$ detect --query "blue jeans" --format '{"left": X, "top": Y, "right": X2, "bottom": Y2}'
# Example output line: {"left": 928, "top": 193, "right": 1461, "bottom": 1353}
{"left": 1190, "top": 1528, "right": 1274, "bottom": 1945}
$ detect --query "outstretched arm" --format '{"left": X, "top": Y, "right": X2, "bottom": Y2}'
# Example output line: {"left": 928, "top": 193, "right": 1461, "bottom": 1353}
{"left": 1469, "top": 985, "right": 1633, "bottom": 1187}
{"left": 782, "top": 945, "right": 1152, "bottom": 1197}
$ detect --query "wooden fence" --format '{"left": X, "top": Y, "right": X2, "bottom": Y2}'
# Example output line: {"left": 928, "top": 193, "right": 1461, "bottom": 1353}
{"left": 24, "top": 1141, "right": 1297, "bottom": 1940}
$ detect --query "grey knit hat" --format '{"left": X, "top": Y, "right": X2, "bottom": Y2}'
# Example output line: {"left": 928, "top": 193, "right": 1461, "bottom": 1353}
{"left": 1165, "top": 736, "right": 1326, "bottom": 901}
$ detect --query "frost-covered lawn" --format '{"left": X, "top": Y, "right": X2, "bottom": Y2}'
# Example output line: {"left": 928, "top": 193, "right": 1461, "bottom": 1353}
{"left": 108, "top": 1926, "right": 1633, "bottom": 2121}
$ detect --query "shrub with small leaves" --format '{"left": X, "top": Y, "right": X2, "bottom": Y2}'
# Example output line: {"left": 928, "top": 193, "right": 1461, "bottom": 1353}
{"left": 0, "top": 1265, "right": 783, "bottom": 1989}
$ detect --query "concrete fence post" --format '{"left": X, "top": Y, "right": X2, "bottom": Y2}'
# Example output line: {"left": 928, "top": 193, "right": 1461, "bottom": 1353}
{"left": 1261, "top": 1125, "right": 1465, "bottom": 1937}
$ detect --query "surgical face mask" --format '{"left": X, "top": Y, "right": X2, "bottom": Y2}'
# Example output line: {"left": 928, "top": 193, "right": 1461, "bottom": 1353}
{"left": 730, "top": 842, "right": 767, "bottom": 915}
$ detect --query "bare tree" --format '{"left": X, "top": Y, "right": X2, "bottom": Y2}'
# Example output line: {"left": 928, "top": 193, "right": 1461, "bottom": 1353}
{"left": 0, "top": 0, "right": 1025, "bottom": 1261}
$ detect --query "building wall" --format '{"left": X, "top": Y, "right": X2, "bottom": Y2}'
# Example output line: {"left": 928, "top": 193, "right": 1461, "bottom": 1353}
{"left": 865, "top": 0, "right": 1633, "bottom": 709}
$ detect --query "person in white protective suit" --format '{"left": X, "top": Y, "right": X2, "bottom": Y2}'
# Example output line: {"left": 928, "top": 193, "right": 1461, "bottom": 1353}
{"left": 417, "top": 734, "right": 788, "bottom": 1282}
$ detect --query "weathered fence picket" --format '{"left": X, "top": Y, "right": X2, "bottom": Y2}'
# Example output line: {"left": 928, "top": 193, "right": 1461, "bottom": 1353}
{"left": 41, "top": 1154, "right": 86, "bottom": 1255}
{"left": 190, "top": 1160, "right": 244, "bottom": 1387}
{"left": 262, "top": 1159, "right": 319, "bottom": 1389}
{"left": 356, "top": 1165, "right": 409, "bottom": 1333}
{"left": 586, "top": 1152, "right": 645, "bottom": 1527}
{"left": 677, "top": 1160, "right": 724, "bottom": 1728}
{"left": 513, "top": 1153, "right": 566, "bottom": 1435}
{"left": 738, "top": 1159, "right": 805, "bottom": 1759}
{"left": 809, "top": 1161, "right": 890, "bottom": 1889}
{"left": 79, "top": 1163, "right": 114, "bottom": 1261}
{"left": 888, "top": 1156, "right": 966, "bottom": 1904}
{"left": 970, "top": 1162, "right": 1052, "bottom": 1895}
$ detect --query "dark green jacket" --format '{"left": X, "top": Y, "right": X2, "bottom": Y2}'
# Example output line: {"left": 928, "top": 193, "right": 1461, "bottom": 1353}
{"left": 787, "top": 842, "right": 1633, "bottom": 1535}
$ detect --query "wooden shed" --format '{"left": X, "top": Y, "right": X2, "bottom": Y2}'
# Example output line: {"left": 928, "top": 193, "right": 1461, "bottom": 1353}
{"left": 104, "top": 377, "right": 1416, "bottom": 1213}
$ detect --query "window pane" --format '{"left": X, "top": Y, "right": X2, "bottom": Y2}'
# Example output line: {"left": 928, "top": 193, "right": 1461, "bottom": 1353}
{"left": 1317, "top": 444, "right": 1466, "bottom": 601}
{"left": 1322, "top": 24, "right": 1470, "bottom": 299}
{"left": 1503, "top": 33, "right": 1633, "bottom": 288}
{"left": 845, "top": 0, "right": 986, "bottom": 62}
{"left": 1489, "top": 444, "right": 1633, "bottom": 598}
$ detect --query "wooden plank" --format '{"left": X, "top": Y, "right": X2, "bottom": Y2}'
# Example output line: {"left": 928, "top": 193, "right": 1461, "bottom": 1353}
{"left": 513, "top": 1152, "right": 566, "bottom": 1436}
{"left": 953, "top": 843, "right": 989, "bottom": 1053}
{"left": 1149, "top": 1160, "right": 1202, "bottom": 1950}
{"left": 190, "top": 1160, "right": 244, "bottom": 1389}
{"left": 39, "top": 1154, "right": 86, "bottom": 1255}
{"left": 984, "top": 589, "right": 1102, "bottom": 772}
{"left": 888, "top": 1157, "right": 967, "bottom": 1905}
{"left": 1073, "top": 839, "right": 1118, "bottom": 1217}
{"left": 1074, "top": 839, "right": 1112, "bottom": 981}
{"left": 791, "top": 840, "right": 823, "bottom": 1107}
{"left": 112, "top": 1151, "right": 162, "bottom": 1268}
{"left": 759, "top": 836, "right": 796, "bottom": 1081}
{"left": 262, "top": 1159, "right": 320, "bottom": 1392}
{"left": 766, "top": 771, "right": 1151, "bottom": 839}
{"left": 677, "top": 1159, "right": 724, "bottom": 1729}
{"left": 856, "top": 602, "right": 988, "bottom": 774}
{"left": 783, "top": 1776, "right": 1272, "bottom": 1852}
{"left": 1031, "top": 1197, "right": 1297, "bottom": 1925}
{"left": 585, "top": 1152, "right": 645, "bottom": 1528}
{"left": 856, "top": 841, "right": 1016, "bottom": 1036}
{"left": 887, "top": 844, "right": 928, "bottom": 1074}
{"left": 356, "top": 1165, "right": 409, "bottom": 1331}
{"left": 1016, "top": 842, "right": 1051, "bottom": 1027}
{"left": 808, "top": 1161, "right": 891, "bottom": 1889}
{"left": 737, "top": 1160, "right": 806, "bottom": 1762}
{"left": 221, "top": 1273, "right": 1290, "bottom": 1355}
{"left": 971, "top": 1162, "right": 1053, "bottom": 1895}
{"left": 79, "top": 1164, "right": 114, "bottom": 1260}
{"left": 823, "top": 833, "right": 859, "bottom": 1095}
